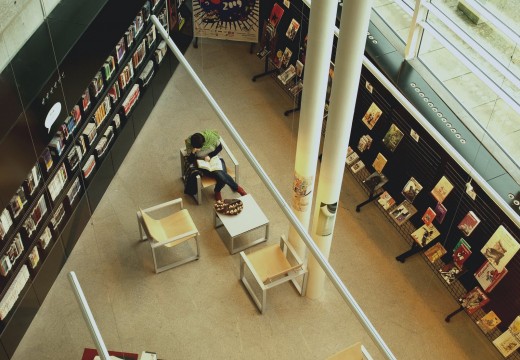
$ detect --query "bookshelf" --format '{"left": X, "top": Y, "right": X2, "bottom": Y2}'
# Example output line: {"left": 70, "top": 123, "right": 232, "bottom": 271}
{"left": 0, "top": 0, "right": 193, "bottom": 358}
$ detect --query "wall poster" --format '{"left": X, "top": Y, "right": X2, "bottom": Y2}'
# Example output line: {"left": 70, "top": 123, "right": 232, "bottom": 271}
{"left": 192, "top": 0, "right": 260, "bottom": 42}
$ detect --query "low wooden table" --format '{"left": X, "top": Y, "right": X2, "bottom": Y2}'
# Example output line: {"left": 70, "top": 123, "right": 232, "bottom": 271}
{"left": 214, "top": 194, "right": 269, "bottom": 254}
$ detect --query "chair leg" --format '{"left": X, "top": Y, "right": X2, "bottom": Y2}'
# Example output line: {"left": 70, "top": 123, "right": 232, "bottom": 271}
{"left": 151, "top": 246, "right": 159, "bottom": 274}
{"left": 137, "top": 213, "right": 147, "bottom": 241}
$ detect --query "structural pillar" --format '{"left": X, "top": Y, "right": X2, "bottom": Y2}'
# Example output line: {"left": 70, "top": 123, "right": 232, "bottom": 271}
{"left": 288, "top": 0, "right": 337, "bottom": 259}
{"left": 307, "top": 0, "right": 374, "bottom": 299}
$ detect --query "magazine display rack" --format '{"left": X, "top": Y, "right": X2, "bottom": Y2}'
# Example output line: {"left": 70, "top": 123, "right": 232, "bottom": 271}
{"left": 0, "top": 0, "right": 193, "bottom": 357}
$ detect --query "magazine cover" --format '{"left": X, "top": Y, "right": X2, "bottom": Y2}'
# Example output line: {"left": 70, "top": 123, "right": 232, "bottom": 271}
{"left": 434, "top": 202, "right": 448, "bottom": 224}
{"left": 377, "top": 191, "right": 395, "bottom": 210}
{"left": 459, "top": 286, "right": 490, "bottom": 315}
{"left": 481, "top": 225, "right": 520, "bottom": 272}
{"left": 452, "top": 240, "right": 472, "bottom": 269}
{"left": 510, "top": 316, "right": 520, "bottom": 337}
{"left": 361, "top": 102, "right": 382, "bottom": 130}
{"left": 474, "top": 260, "right": 508, "bottom": 293}
{"left": 382, "top": 123, "right": 404, "bottom": 152}
{"left": 372, "top": 153, "right": 387, "bottom": 174}
{"left": 362, "top": 172, "right": 388, "bottom": 192}
{"left": 431, "top": 176, "right": 454, "bottom": 203}
{"left": 422, "top": 207, "right": 436, "bottom": 226}
{"left": 477, "top": 311, "right": 501, "bottom": 333}
{"left": 438, "top": 262, "right": 462, "bottom": 284}
{"left": 424, "top": 242, "right": 447, "bottom": 263}
{"left": 457, "top": 211, "right": 481, "bottom": 236}
{"left": 401, "top": 177, "right": 423, "bottom": 203}
{"left": 492, "top": 330, "right": 520, "bottom": 357}
{"left": 411, "top": 223, "right": 440, "bottom": 247}
{"left": 285, "top": 18, "right": 300, "bottom": 40}
{"left": 390, "top": 200, "right": 417, "bottom": 225}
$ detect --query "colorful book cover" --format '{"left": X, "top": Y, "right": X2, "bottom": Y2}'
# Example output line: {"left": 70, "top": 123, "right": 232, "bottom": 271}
{"left": 411, "top": 223, "right": 440, "bottom": 247}
{"left": 438, "top": 262, "right": 462, "bottom": 284}
{"left": 422, "top": 207, "right": 436, "bottom": 226}
{"left": 481, "top": 225, "right": 520, "bottom": 272}
{"left": 452, "top": 241, "right": 472, "bottom": 269}
{"left": 510, "top": 316, "right": 520, "bottom": 337}
{"left": 281, "top": 47, "right": 292, "bottom": 67}
{"left": 401, "top": 177, "right": 423, "bottom": 203}
{"left": 372, "top": 153, "right": 387, "bottom": 174}
{"left": 457, "top": 211, "right": 481, "bottom": 236}
{"left": 285, "top": 18, "right": 300, "bottom": 40}
{"left": 377, "top": 191, "right": 395, "bottom": 210}
{"left": 477, "top": 311, "right": 501, "bottom": 333}
{"left": 382, "top": 123, "right": 404, "bottom": 152}
{"left": 459, "top": 286, "right": 490, "bottom": 315}
{"left": 361, "top": 102, "right": 382, "bottom": 130}
{"left": 492, "top": 330, "right": 520, "bottom": 357}
{"left": 431, "top": 176, "right": 454, "bottom": 203}
{"left": 424, "top": 242, "right": 447, "bottom": 263}
{"left": 269, "top": 3, "right": 284, "bottom": 28}
{"left": 434, "top": 202, "right": 447, "bottom": 224}
{"left": 474, "top": 260, "right": 508, "bottom": 293}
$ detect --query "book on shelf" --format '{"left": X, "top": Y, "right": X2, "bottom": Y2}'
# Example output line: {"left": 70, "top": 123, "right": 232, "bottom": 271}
{"left": 48, "top": 163, "right": 68, "bottom": 201}
{"left": 421, "top": 207, "right": 436, "bottom": 226}
{"left": 94, "top": 95, "right": 111, "bottom": 127}
{"left": 64, "top": 115, "right": 77, "bottom": 136}
{"left": 158, "top": 6, "right": 168, "bottom": 29}
{"left": 0, "top": 265, "right": 30, "bottom": 320}
{"left": 9, "top": 187, "right": 27, "bottom": 219}
{"left": 492, "top": 329, "right": 520, "bottom": 357}
{"left": 50, "top": 203, "right": 66, "bottom": 230}
{"left": 424, "top": 242, "right": 446, "bottom": 263}
{"left": 142, "top": 1, "right": 151, "bottom": 21}
{"left": 476, "top": 311, "right": 501, "bottom": 333}
{"left": 288, "top": 80, "right": 303, "bottom": 96}
{"left": 474, "top": 260, "right": 507, "bottom": 293}
{"left": 122, "top": 84, "right": 140, "bottom": 115}
{"left": 382, "top": 123, "right": 404, "bottom": 152}
{"left": 41, "top": 147, "right": 54, "bottom": 172}
{"left": 155, "top": 40, "right": 167, "bottom": 64}
{"left": 90, "top": 71, "right": 104, "bottom": 98}
{"left": 83, "top": 123, "right": 97, "bottom": 145}
{"left": 459, "top": 286, "right": 490, "bottom": 315}
{"left": 510, "top": 316, "right": 520, "bottom": 337}
{"left": 132, "top": 39, "right": 147, "bottom": 69}
{"left": 112, "top": 114, "right": 121, "bottom": 129}
{"left": 102, "top": 55, "right": 116, "bottom": 81}
{"left": 0, "top": 208, "right": 14, "bottom": 240}
{"left": 82, "top": 88, "right": 91, "bottom": 112}
{"left": 48, "top": 135, "right": 65, "bottom": 156}
{"left": 66, "top": 145, "right": 83, "bottom": 172}
{"left": 357, "top": 134, "right": 373, "bottom": 153}
{"left": 82, "top": 155, "right": 96, "bottom": 179}
{"left": 434, "top": 202, "right": 447, "bottom": 224}
{"left": 389, "top": 200, "right": 417, "bottom": 226}
{"left": 350, "top": 160, "right": 365, "bottom": 174}
{"left": 77, "top": 135, "right": 87, "bottom": 155}
{"left": 346, "top": 151, "right": 359, "bottom": 165}
{"left": 295, "top": 60, "right": 304, "bottom": 77}
{"left": 119, "top": 62, "right": 134, "bottom": 91}
{"left": 108, "top": 82, "right": 121, "bottom": 105}
{"left": 438, "top": 262, "right": 462, "bottom": 284}
{"left": 457, "top": 210, "right": 481, "bottom": 237}
{"left": 146, "top": 24, "right": 156, "bottom": 48}
{"left": 115, "top": 37, "right": 126, "bottom": 64}
{"left": 411, "top": 223, "right": 440, "bottom": 247}
{"left": 95, "top": 137, "right": 109, "bottom": 158}
{"left": 72, "top": 104, "right": 82, "bottom": 125}
{"left": 281, "top": 47, "right": 292, "bottom": 68}
{"left": 24, "top": 163, "right": 42, "bottom": 196}
{"left": 377, "top": 191, "right": 395, "bottom": 210}
{"left": 28, "top": 246, "right": 40, "bottom": 269}
{"left": 67, "top": 177, "right": 82, "bottom": 206}
{"left": 6, "top": 233, "right": 24, "bottom": 265}
{"left": 372, "top": 152, "right": 387, "bottom": 173}
{"left": 401, "top": 176, "right": 423, "bottom": 203}
{"left": 39, "top": 226, "right": 52, "bottom": 250}
{"left": 22, "top": 195, "right": 47, "bottom": 237}
{"left": 0, "top": 255, "right": 12, "bottom": 277}
{"left": 134, "top": 13, "right": 144, "bottom": 36}
{"left": 431, "top": 175, "right": 454, "bottom": 203}
{"left": 277, "top": 64, "right": 296, "bottom": 85}
{"left": 139, "top": 60, "right": 155, "bottom": 87}
{"left": 125, "top": 26, "right": 135, "bottom": 49}
{"left": 197, "top": 156, "right": 223, "bottom": 172}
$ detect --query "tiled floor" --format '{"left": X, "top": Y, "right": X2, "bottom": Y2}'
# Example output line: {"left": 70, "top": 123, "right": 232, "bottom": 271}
{"left": 12, "top": 39, "right": 506, "bottom": 359}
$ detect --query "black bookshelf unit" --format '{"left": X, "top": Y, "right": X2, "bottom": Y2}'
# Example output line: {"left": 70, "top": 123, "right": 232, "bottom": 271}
{"left": 0, "top": 0, "right": 193, "bottom": 357}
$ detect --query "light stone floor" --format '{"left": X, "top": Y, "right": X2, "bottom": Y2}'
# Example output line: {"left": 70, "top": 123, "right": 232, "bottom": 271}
{"left": 12, "top": 39, "right": 506, "bottom": 359}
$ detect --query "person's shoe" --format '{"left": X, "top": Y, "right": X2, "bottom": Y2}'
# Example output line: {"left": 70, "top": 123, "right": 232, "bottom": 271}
{"left": 214, "top": 191, "right": 222, "bottom": 201}
{"left": 236, "top": 186, "right": 247, "bottom": 196}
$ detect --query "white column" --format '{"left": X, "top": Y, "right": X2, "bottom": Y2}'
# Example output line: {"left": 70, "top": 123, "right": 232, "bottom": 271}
{"left": 288, "top": 0, "right": 337, "bottom": 259}
{"left": 307, "top": 0, "right": 374, "bottom": 299}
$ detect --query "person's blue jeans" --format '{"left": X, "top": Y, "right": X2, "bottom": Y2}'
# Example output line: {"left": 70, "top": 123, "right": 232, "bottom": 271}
{"left": 201, "top": 159, "right": 238, "bottom": 193}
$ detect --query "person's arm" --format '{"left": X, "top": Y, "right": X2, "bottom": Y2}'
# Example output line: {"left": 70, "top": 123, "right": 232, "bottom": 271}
{"left": 207, "top": 143, "right": 223, "bottom": 158}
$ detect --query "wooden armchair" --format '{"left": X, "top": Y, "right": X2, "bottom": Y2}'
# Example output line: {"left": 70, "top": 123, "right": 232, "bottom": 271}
{"left": 180, "top": 138, "right": 239, "bottom": 205}
{"left": 239, "top": 235, "right": 307, "bottom": 313}
{"left": 136, "top": 198, "right": 200, "bottom": 273}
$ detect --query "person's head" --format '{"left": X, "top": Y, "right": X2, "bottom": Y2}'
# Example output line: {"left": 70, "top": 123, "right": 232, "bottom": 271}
{"left": 190, "top": 133, "right": 205, "bottom": 149}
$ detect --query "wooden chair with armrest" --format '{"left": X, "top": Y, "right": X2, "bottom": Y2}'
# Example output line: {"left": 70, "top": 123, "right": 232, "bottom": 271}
{"left": 136, "top": 198, "right": 200, "bottom": 273}
{"left": 180, "top": 137, "right": 239, "bottom": 205}
{"left": 239, "top": 235, "right": 308, "bottom": 313}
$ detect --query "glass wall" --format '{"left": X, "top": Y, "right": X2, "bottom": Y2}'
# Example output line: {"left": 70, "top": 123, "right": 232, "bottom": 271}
{"left": 372, "top": 0, "right": 520, "bottom": 184}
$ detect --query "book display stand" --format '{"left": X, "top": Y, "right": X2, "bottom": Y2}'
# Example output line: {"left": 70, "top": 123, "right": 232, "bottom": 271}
{"left": 0, "top": 0, "right": 193, "bottom": 357}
